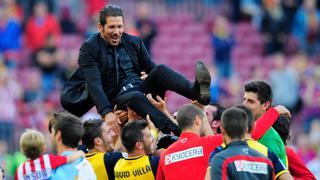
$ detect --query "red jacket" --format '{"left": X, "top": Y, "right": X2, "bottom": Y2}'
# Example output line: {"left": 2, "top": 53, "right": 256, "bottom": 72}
{"left": 156, "top": 107, "right": 280, "bottom": 180}
{"left": 25, "top": 14, "right": 60, "bottom": 51}
{"left": 286, "top": 146, "right": 316, "bottom": 180}
{"left": 157, "top": 132, "right": 222, "bottom": 180}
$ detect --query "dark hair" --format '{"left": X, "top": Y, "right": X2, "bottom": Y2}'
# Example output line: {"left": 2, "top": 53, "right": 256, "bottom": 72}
{"left": 235, "top": 104, "right": 254, "bottom": 133}
{"left": 99, "top": 4, "right": 123, "bottom": 26}
{"left": 50, "top": 111, "right": 83, "bottom": 148}
{"left": 48, "top": 117, "right": 55, "bottom": 134}
{"left": 82, "top": 119, "right": 104, "bottom": 150}
{"left": 244, "top": 80, "right": 273, "bottom": 105}
{"left": 221, "top": 107, "right": 247, "bottom": 139}
{"left": 213, "top": 104, "right": 226, "bottom": 121}
{"left": 272, "top": 115, "right": 290, "bottom": 144}
{"left": 157, "top": 134, "right": 179, "bottom": 149}
{"left": 209, "top": 104, "right": 225, "bottom": 134}
{"left": 176, "top": 104, "right": 205, "bottom": 130}
{"left": 121, "top": 120, "right": 148, "bottom": 153}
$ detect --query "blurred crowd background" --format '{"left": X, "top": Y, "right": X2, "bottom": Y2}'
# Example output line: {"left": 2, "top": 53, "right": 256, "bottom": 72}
{"left": 0, "top": 0, "right": 320, "bottom": 178}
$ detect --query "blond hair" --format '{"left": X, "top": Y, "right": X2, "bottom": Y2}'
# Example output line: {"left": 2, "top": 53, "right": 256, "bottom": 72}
{"left": 20, "top": 129, "right": 45, "bottom": 160}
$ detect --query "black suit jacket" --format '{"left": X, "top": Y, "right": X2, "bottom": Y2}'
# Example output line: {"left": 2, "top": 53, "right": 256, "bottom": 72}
{"left": 78, "top": 33, "right": 157, "bottom": 116}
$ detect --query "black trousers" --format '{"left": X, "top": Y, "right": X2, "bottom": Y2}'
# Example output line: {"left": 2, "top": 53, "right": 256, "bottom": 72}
{"left": 114, "top": 65, "right": 196, "bottom": 135}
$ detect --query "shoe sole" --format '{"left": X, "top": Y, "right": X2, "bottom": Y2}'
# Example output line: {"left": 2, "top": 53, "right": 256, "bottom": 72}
{"left": 196, "top": 61, "right": 211, "bottom": 105}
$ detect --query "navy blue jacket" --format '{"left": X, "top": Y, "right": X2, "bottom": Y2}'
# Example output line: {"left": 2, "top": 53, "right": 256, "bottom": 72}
{"left": 78, "top": 33, "right": 156, "bottom": 116}
{"left": 210, "top": 141, "right": 274, "bottom": 180}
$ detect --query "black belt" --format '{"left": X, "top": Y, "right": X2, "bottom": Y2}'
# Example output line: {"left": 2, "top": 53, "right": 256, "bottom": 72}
{"left": 118, "top": 83, "right": 135, "bottom": 95}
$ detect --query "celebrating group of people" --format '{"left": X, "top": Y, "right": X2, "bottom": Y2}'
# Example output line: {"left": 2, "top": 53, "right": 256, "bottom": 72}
{"left": 13, "top": 4, "right": 316, "bottom": 180}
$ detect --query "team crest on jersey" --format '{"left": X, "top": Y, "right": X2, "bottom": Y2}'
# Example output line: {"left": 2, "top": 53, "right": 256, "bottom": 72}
{"left": 234, "top": 160, "right": 268, "bottom": 174}
{"left": 242, "top": 148, "right": 249, "bottom": 154}
{"left": 180, "top": 138, "right": 187, "bottom": 143}
{"left": 165, "top": 146, "right": 204, "bottom": 165}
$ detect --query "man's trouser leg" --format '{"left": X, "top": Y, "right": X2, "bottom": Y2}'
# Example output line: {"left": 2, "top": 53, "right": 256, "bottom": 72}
{"left": 141, "top": 64, "right": 195, "bottom": 99}
{"left": 141, "top": 63, "right": 211, "bottom": 105}
{"left": 114, "top": 91, "right": 181, "bottom": 135}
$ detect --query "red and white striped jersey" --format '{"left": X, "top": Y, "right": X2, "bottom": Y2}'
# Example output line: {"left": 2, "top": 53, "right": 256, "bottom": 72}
{"left": 15, "top": 154, "right": 67, "bottom": 180}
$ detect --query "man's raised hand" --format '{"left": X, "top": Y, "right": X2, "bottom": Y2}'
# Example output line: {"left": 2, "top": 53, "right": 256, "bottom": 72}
{"left": 274, "top": 105, "right": 291, "bottom": 118}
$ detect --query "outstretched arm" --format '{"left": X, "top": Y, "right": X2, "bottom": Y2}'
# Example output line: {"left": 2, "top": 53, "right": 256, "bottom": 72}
{"left": 147, "top": 94, "right": 178, "bottom": 125}
{"left": 66, "top": 150, "right": 85, "bottom": 163}
{"left": 252, "top": 105, "right": 291, "bottom": 140}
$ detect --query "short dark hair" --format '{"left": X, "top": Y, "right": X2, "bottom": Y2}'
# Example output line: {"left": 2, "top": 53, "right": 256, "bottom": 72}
{"left": 176, "top": 104, "right": 205, "bottom": 130}
{"left": 244, "top": 80, "right": 273, "bottom": 104}
{"left": 50, "top": 111, "right": 83, "bottom": 148}
{"left": 272, "top": 115, "right": 290, "bottom": 144}
{"left": 235, "top": 104, "right": 254, "bottom": 133}
{"left": 82, "top": 119, "right": 104, "bottom": 150}
{"left": 221, "top": 107, "right": 247, "bottom": 139}
{"left": 121, "top": 120, "right": 148, "bottom": 153}
{"left": 213, "top": 104, "right": 226, "bottom": 121}
{"left": 99, "top": 4, "right": 123, "bottom": 26}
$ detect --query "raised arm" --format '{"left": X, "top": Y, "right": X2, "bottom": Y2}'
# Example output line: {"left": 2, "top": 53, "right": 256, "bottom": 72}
{"left": 146, "top": 94, "right": 178, "bottom": 125}
{"left": 252, "top": 105, "right": 291, "bottom": 140}
{"left": 66, "top": 150, "right": 85, "bottom": 163}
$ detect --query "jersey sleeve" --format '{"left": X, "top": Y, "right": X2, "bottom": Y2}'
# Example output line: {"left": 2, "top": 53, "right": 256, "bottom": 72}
{"left": 104, "top": 151, "right": 124, "bottom": 180}
{"left": 210, "top": 154, "right": 224, "bottom": 180}
{"left": 252, "top": 107, "right": 279, "bottom": 140}
{"left": 268, "top": 150, "right": 288, "bottom": 179}
{"left": 149, "top": 156, "right": 160, "bottom": 178}
{"left": 15, "top": 166, "right": 19, "bottom": 180}
{"left": 286, "top": 147, "right": 316, "bottom": 180}
{"left": 208, "top": 146, "right": 224, "bottom": 165}
{"left": 48, "top": 154, "right": 68, "bottom": 169}
{"left": 207, "top": 134, "right": 223, "bottom": 148}
{"left": 156, "top": 155, "right": 165, "bottom": 180}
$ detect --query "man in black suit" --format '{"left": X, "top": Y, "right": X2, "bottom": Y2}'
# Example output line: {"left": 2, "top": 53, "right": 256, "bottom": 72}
{"left": 73, "top": 5, "right": 211, "bottom": 136}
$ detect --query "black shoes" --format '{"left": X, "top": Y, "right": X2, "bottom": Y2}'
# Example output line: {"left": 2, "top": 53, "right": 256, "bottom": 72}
{"left": 194, "top": 61, "right": 211, "bottom": 105}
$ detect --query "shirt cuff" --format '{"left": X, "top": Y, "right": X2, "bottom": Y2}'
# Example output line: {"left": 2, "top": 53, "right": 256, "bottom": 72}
{"left": 101, "top": 107, "right": 113, "bottom": 117}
